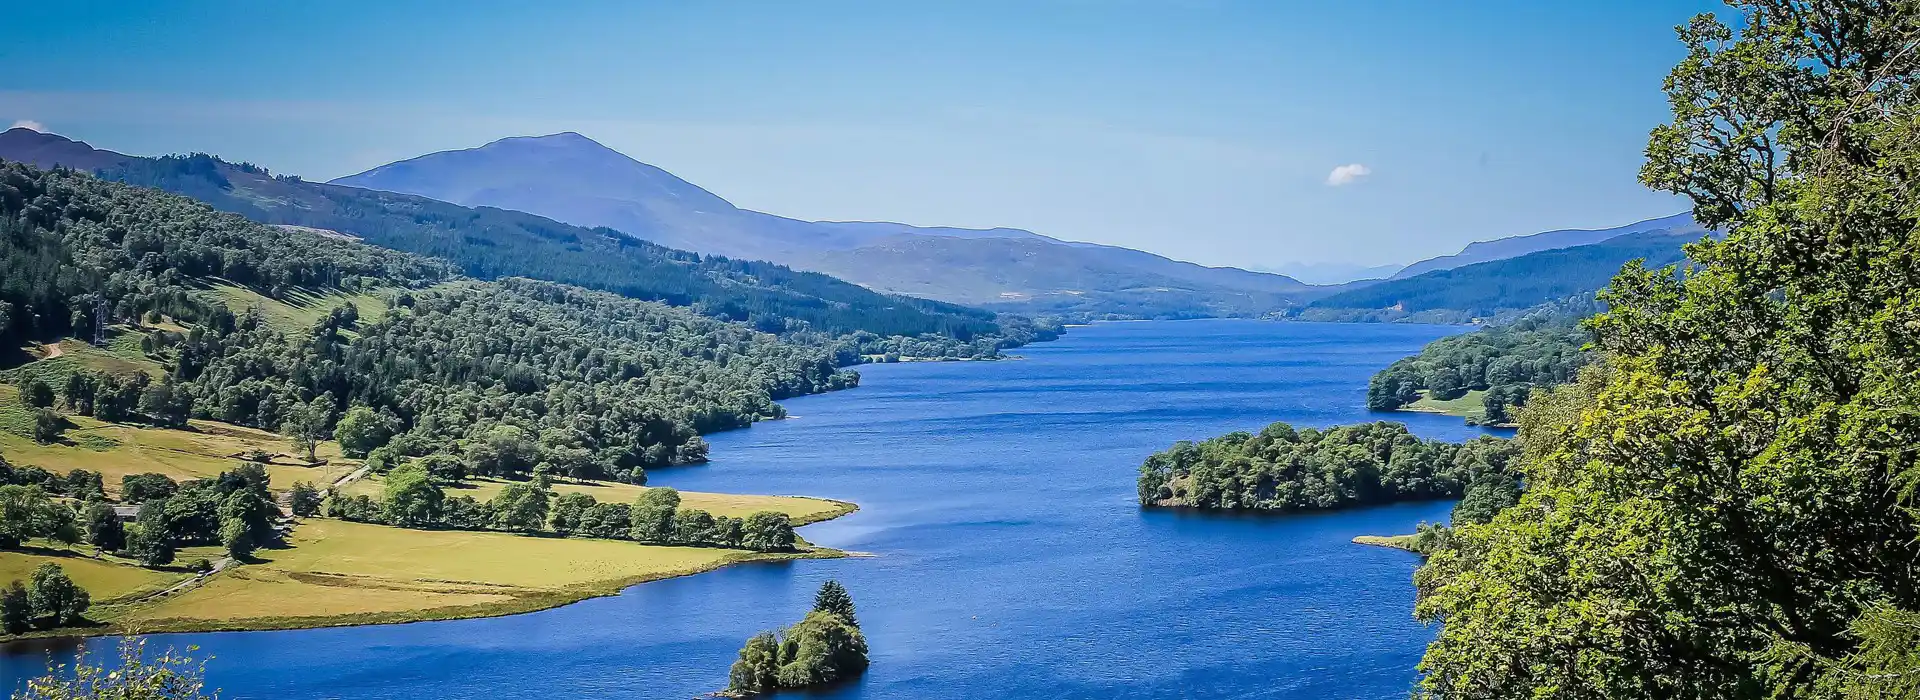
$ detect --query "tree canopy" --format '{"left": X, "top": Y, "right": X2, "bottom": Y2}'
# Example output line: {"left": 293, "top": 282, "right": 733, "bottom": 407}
{"left": 1413, "top": 3, "right": 1920, "bottom": 696}
{"left": 1137, "top": 421, "right": 1517, "bottom": 512}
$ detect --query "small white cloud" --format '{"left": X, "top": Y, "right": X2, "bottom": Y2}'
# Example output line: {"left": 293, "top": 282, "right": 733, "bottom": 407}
{"left": 9, "top": 120, "right": 44, "bottom": 132}
{"left": 1326, "top": 163, "right": 1371, "bottom": 186}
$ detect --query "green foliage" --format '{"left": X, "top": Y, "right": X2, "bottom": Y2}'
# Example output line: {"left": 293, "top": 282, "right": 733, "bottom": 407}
{"left": 1366, "top": 309, "right": 1591, "bottom": 418}
{"left": 0, "top": 485, "right": 78, "bottom": 549}
{"left": 488, "top": 481, "right": 550, "bottom": 533}
{"left": 1136, "top": 421, "right": 1517, "bottom": 512}
{"left": 219, "top": 516, "right": 255, "bottom": 560}
{"left": 0, "top": 580, "right": 27, "bottom": 635}
{"left": 740, "top": 511, "right": 797, "bottom": 552}
{"left": 813, "top": 580, "right": 859, "bottom": 629}
{"left": 120, "top": 472, "right": 179, "bottom": 503}
{"left": 278, "top": 397, "right": 332, "bottom": 463}
{"left": 125, "top": 522, "right": 175, "bottom": 567}
{"left": 333, "top": 405, "right": 397, "bottom": 458}
{"left": 548, "top": 492, "right": 596, "bottom": 535}
{"left": 19, "top": 378, "right": 54, "bottom": 408}
{"left": 81, "top": 500, "right": 124, "bottom": 552}
{"left": 381, "top": 461, "right": 444, "bottom": 527}
{"left": 1449, "top": 472, "right": 1520, "bottom": 527}
{"left": 1414, "top": 4, "right": 1920, "bottom": 697}
{"left": 15, "top": 638, "right": 215, "bottom": 699}
{"left": 727, "top": 584, "right": 869, "bottom": 696}
{"left": 26, "top": 563, "right": 89, "bottom": 626}
{"left": 287, "top": 481, "right": 322, "bottom": 517}
{"left": 30, "top": 408, "right": 65, "bottom": 444}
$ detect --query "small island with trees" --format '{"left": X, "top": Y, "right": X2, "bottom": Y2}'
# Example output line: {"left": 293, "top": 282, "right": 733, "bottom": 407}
{"left": 1136, "top": 420, "right": 1516, "bottom": 513}
{"left": 723, "top": 580, "right": 870, "bottom": 697}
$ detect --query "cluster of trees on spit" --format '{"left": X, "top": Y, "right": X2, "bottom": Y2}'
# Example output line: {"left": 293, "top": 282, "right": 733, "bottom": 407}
{"left": 1136, "top": 421, "right": 1518, "bottom": 515}
{"left": 328, "top": 468, "right": 799, "bottom": 552}
{"left": 726, "top": 580, "right": 870, "bottom": 696}
{"left": 1365, "top": 307, "right": 1593, "bottom": 424}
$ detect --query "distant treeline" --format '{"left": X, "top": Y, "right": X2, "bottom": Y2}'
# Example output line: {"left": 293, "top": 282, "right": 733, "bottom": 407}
{"left": 1136, "top": 421, "right": 1517, "bottom": 513}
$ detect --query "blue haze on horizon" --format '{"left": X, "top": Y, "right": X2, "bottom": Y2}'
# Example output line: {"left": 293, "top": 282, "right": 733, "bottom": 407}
{"left": 0, "top": 1, "right": 1720, "bottom": 269}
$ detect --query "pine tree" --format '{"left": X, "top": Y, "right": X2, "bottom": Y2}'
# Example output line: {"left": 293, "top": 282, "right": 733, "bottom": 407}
{"left": 812, "top": 580, "right": 858, "bottom": 628}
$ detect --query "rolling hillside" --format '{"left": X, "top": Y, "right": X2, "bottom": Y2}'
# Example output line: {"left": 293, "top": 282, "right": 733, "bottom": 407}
{"left": 1301, "top": 229, "right": 1700, "bottom": 322}
{"left": 0, "top": 127, "right": 1009, "bottom": 342}
{"left": 1390, "top": 212, "right": 1702, "bottom": 279}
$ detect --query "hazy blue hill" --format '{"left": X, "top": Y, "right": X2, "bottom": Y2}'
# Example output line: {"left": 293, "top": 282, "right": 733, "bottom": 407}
{"left": 1390, "top": 212, "right": 1701, "bottom": 279}
{"left": 0, "top": 128, "right": 1003, "bottom": 340}
{"left": 332, "top": 132, "right": 1316, "bottom": 318}
{"left": 1302, "top": 229, "right": 1699, "bottom": 321}
{"left": 804, "top": 234, "right": 1310, "bottom": 317}
{"left": 331, "top": 132, "right": 891, "bottom": 261}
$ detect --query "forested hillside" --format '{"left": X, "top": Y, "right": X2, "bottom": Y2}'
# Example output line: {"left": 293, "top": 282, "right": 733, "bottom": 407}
{"left": 1366, "top": 309, "right": 1592, "bottom": 424}
{"left": 0, "top": 161, "right": 854, "bottom": 482}
{"left": 1298, "top": 230, "right": 1696, "bottom": 322}
{"left": 0, "top": 129, "right": 1042, "bottom": 350}
{"left": 1412, "top": 4, "right": 1920, "bottom": 697}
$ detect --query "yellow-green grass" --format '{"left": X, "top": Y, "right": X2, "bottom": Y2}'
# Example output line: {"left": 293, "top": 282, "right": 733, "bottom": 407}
{"left": 1352, "top": 534, "right": 1423, "bottom": 553}
{"left": 0, "top": 547, "right": 188, "bottom": 602}
{"left": 209, "top": 283, "right": 393, "bottom": 334}
{"left": 2, "top": 336, "right": 164, "bottom": 388}
{"left": 112, "top": 518, "right": 841, "bottom": 633}
{"left": 1400, "top": 389, "right": 1489, "bottom": 422}
{"left": 0, "top": 392, "right": 355, "bottom": 495}
{"left": 343, "top": 474, "right": 852, "bottom": 524}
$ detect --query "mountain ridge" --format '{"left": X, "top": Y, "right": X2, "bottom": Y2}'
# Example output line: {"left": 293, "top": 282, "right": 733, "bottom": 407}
{"left": 0, "top": 127, "right": 1025, "bottom": 344}
{"left": 1390, "top": 212, "right": 1702, "bottom": 279}
{"left": 330, "top": 132, "right": 1317, "bottom": 318}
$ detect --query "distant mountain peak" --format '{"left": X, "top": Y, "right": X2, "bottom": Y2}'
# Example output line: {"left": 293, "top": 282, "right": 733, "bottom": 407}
{"left": 484, "top": 131, "right": 608, "bottom": 149}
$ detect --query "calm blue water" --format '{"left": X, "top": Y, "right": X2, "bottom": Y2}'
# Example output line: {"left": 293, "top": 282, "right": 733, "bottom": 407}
{"left": 2, "top": 320, "right": 1503, "bottom": 699}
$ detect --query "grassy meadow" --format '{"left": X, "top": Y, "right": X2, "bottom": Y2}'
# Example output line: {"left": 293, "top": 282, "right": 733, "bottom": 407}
{"left": 107, "top": 519, "right": 840, "bottom": 633}
{"left": 1401, "top": 389, "right": 1489, "bottom": 423}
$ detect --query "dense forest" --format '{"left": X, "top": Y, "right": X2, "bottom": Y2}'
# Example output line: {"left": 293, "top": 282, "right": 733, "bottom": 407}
{"left": 1135, "top": 421, "right": 1517, "bottom": 512}
{"left": 0, "top": 162, "right": 857, "bottom": 482}
{"left": 1297, "top": 231, "right": 1695, "bottom": 322}
{"left": 1410, "top": 3, "right": 1920, "bottom": 697}
{"left": 1366, "top": 308, "right": 1592, "bottom": 423}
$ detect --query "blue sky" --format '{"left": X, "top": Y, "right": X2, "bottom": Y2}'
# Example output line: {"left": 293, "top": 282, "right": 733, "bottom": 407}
{"left": 0, "top": 1, "right": 1718, "bottom": 268}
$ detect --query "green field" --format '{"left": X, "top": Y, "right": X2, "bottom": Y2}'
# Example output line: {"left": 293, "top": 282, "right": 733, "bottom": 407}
{"left": 1352, "top": 534, "right": 1423, "bottom": 553}
{"left": 208, "top": 283, "right": 397, "bottom": 334}
{"left": 1401, "top": 389, "right": 1489, "bottom": 422}
{"left": 0, "top": 548, "right": 188, "bottom": 603}
{"left": 112, "top": 518, "right": 842, "bottom": 633}
{"left": 0, "top": 384, "right": 356, "bottom": 494}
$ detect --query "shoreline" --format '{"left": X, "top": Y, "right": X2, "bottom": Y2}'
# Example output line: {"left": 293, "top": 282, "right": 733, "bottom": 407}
{"left": 5, "top": 500, "right": 864, "bottom": 642}
{"left": 1351, "top": 534, "right": 1423, "bottom": 553}
{"left": 1388, "top": 405, "right": 1517, "bottom": 429}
